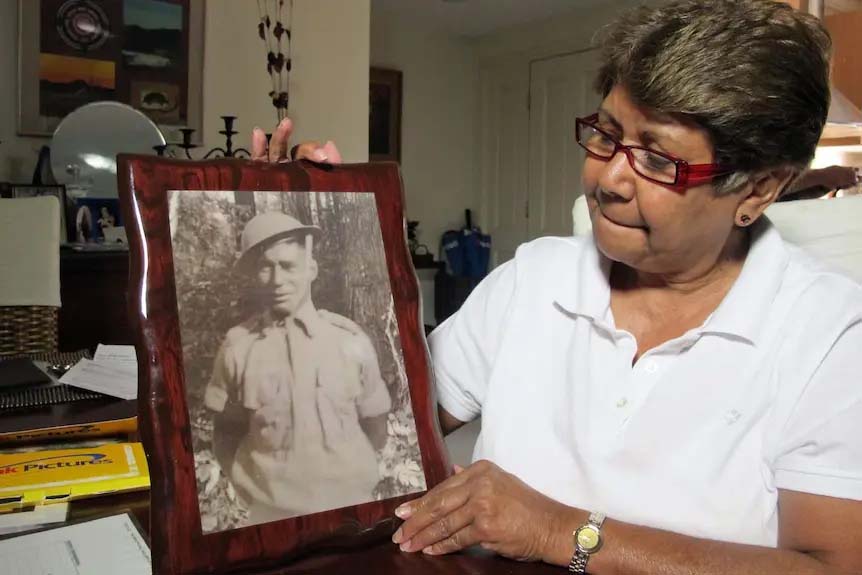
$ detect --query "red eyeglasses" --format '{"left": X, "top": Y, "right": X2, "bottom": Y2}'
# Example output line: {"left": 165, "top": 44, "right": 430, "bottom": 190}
{"left": 575, "top": 114, "right": 730, "bottom": 190}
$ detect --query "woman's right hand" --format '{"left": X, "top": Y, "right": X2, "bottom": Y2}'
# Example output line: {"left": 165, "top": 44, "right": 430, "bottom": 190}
{"left": 250, "top": 117, "right": 343, "bottom": 165}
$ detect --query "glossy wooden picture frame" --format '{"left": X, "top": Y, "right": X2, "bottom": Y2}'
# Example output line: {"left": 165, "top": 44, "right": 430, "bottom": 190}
{"left": 117, "top": 156, "right": 450, "bottom": 575}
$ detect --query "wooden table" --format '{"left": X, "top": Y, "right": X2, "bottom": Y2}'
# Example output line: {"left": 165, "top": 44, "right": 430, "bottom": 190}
{"left": 66, "top": 491, "right": 562, "bottom": 574}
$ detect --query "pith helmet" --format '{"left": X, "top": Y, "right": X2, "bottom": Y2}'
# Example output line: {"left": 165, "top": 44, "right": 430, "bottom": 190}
{"left": 236, "top": 211, "right": 321, "bottom": 273}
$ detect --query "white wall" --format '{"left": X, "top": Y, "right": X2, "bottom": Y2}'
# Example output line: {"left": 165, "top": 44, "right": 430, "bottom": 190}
{"left": 200, "top": 0, "right": 274, "bottom": 154}
{"left": 467, "top": 0, "right": 647, "bottom": 239}
{"left": 0, "top": 0, "right": 370, "bottom": 183}
{"left": 291, "top": 0, "right": 370, "bottom": 162}
{"left": 473, "top": 0, "right": 648, "bottom": 67}
{"left": 370, "top": 6, "right": 478, "bottom": 257}
{"left": 204, "top": 0, "right": 370, "bottom": 162}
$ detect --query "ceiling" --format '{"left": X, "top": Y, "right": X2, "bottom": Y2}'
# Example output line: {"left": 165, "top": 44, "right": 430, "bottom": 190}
{"left": 371, "top": 0, "right": 602, "bottom": 38}
{"left": 371, "top": 0, "right": 862, "bottom": 39}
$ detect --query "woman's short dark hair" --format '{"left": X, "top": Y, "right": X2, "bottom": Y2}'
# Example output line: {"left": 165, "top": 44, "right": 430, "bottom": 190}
{"left": 595, "top": 0, "right": 831, "bottom": 194}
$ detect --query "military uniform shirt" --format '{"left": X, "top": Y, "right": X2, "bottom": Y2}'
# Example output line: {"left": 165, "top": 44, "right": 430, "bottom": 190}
{"left": 205, "top": 301, "right": 392, "bottom": 517}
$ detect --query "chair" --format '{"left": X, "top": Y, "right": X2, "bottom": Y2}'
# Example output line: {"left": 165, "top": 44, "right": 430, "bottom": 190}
{"left": 572, "top": 193, "right": 862, "bottom": 283}
{"left": 0, "top": 197, "right": 62, "bottom": 357}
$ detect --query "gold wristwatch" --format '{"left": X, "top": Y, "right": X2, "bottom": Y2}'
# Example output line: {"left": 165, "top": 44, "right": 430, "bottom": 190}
{"left": 568, "top": 511, "right": 605, "bottom": 574}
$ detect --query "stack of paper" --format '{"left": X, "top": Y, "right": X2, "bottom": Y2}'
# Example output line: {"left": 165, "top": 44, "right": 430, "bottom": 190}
{"left": 0, "top": 513, "right": 151, "bottom": 575}
{"left": 59, "top": 345, "right": 138, "bottom": 400}
{"left": 0, "top": 502, "right": 69, "bottom": 536}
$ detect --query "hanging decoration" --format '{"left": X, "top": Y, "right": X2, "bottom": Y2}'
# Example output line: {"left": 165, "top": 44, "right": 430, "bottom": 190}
{"left": 257, "top": 0, "right": 293, "bottom": 122}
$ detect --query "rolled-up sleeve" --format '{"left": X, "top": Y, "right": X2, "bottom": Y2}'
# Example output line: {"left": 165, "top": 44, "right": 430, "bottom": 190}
{"left": 774, "top": 319, "right": 862, "bottom": 500}
{"left": 428, "top": 260, "right": 518, "bottom": 423}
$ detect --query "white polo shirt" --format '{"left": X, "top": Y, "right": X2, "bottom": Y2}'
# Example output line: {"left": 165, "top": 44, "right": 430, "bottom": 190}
{"left": 429, "top": 219, "right": 862, "bottom": 547}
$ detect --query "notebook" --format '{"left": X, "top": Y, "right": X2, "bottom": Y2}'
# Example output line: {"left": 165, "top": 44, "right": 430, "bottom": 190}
{"left": 0, "top": 359, "right": 51, "bottom": 390}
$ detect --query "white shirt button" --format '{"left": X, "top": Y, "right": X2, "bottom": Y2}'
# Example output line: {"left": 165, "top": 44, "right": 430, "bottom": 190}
{"left": 644, "top": 360, "right": 658, "bottom": 374}
{"left": 616, "top": 397, "right": 629, "bottom": 408}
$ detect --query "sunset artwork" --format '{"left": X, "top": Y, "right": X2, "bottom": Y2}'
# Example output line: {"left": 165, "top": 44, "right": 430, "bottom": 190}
{"left": 39, "top": 53, "right": 116, "bottom": 90}
{"left": 19, "top": 0, "right": 200, "bottom": 136}
{"left": 38, "top": 53, "right": 116, "bottom": 117}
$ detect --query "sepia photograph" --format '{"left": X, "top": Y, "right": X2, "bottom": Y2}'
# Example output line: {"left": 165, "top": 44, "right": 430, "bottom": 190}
{"left": 168, "top": 190, "right": 427, "bottom": 534}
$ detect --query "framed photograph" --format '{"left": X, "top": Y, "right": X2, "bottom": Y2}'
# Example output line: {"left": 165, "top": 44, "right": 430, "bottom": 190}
{"left": 71, "top": 197, "right": 123, "bottom": 243}
{"left": 369, "top": 68, "right": 403, "bottom": 162}
{"left": 17, "top": 0, "right": 204, "bottom": 139}
{"left": 10, "top": 184, "right": 69, "bottom": 243}
{"left": 118, "top": 156, "right": 450, "bottom": 574}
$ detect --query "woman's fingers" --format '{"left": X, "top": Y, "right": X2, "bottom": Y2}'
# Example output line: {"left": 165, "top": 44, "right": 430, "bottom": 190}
{"left": 423, "top": 524, "right": 484, "bottom": 556}
{"left": 393, "top": 484, "right": 470, "bottom": 547}
{"left": 268, "top": 117, "right": 294, "bottom": 163}
{"left": 320, "top": 140, "right": 343, "bottom": 164}
{"left": 393, "top": 464, "right": 485, "bottom": 544}
{"left": 396, "top": 461, "right": 494, "bottom": 524}
{"left": 399, "top": 502, "right": 477, "bottom": 553}
{"left": 250, "top": 127, "right": 268, "bottom": 161}
{"left": 249, "top": 116, "right": 344, "bottom": 165}
{"left": 292, "top": 140, "right": 343, "bottom": 164}
{"left": 292, "top": 141, "right": 324, "bottom": 162}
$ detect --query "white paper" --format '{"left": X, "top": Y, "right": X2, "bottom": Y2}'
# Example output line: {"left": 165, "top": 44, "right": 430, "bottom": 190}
{"left": 0, "top": 503, "right": 69, "bottom": 536}
{"left": 93, "top": 344, "right": 138, "bottom": 365}
{"left": 0, "top": 513, "right": 151, "bottom": 575}
{"left": 59, "top": 358, "right": 137, "bottom": 400}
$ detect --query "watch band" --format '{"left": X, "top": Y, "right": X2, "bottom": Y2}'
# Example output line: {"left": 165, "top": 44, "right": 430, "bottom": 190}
{"left": 568, "top": 552, "right": 589, "bottom": 573}
{"left": 568, "top": 511, "right": 606, "bottom": 574}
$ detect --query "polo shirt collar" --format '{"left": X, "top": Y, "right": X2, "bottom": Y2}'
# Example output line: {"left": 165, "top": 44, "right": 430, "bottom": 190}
{"left": 553, "top": 234, "right": 612, "bottom": 321}
{"left": 553, "top": 218, "right": 789, "bottom": 345}
{"left": 700, "top": 217, "right": 788, "bottom": 344}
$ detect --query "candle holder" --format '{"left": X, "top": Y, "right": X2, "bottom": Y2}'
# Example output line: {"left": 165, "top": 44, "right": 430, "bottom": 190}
{"left": 154, "top": 116, "right": 252, "bottom": 160}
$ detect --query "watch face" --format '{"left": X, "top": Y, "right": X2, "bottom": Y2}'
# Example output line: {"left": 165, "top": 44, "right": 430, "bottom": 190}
{"left": 576, "top": 525, "right": 601, "bottom": 551}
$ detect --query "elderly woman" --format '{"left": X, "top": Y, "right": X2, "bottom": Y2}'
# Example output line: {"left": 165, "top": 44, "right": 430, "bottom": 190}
{"left": 255, "top": 1, "right": 862, "bottom": 572}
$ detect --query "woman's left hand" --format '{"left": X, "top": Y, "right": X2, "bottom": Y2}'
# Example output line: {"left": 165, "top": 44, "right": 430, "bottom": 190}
{"left": 392, "top": 460, "right": 565, "bottom": 562}
{"left": 250, "top": 117, "right": 342, "bottom": 164}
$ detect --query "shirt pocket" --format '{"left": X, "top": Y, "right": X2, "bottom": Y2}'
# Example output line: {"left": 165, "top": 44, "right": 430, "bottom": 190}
{"left": 316, "top": 357, "right": 362, "bottom": 448}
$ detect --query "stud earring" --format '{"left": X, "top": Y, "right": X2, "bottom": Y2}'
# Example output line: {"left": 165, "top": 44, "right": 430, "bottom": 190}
{"left": 739, "top": 214, "right": 751, "bottom": 226}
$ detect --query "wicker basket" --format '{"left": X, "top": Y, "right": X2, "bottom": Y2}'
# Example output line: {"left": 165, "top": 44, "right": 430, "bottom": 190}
{"left": 0, "top": 306, "right": 59, "bottom": 358}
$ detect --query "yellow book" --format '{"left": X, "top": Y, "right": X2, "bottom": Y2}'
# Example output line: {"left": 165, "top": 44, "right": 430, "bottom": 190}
{"left": 0, "top": 443, "right": 150, "bottom": 512}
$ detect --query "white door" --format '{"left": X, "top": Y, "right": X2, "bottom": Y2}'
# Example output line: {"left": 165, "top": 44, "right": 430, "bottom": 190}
{"left": 527, "top": 50, "right": 602, "bottom": 239}
{"left": 477, "top": 62, "right": 530, "bottom": 267}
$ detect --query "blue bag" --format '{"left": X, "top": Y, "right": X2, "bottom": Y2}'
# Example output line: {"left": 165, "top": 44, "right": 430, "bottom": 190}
{"left": 441, "top": 210, "right": 491, "bottom": 279}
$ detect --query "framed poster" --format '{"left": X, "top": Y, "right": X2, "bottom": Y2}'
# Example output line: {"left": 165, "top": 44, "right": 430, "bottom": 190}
{"left": 17, "top": 0, "right": 204, "bottom": 138}
{"left": 117, "top": 156, "right": 450, "bottom": 574}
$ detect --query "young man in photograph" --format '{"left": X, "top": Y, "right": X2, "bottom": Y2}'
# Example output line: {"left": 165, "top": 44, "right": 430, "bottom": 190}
{"left": 204, "top": 211, "right": 391, "bottom": 525}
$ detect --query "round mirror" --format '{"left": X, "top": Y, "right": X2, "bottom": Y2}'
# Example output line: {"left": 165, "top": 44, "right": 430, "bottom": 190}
{"left": 51, "top": 101, "right": 166, "bottom": 198}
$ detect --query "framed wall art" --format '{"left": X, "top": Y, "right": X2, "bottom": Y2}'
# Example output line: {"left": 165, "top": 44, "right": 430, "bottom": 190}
{"left": 117, "top": 156, "right": 450, "bottom": 574}
{"left": 17, "top": 0, "right": 204, "bottom": 138}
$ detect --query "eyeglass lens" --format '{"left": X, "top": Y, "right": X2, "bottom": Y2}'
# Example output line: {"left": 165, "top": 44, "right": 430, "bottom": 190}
{"left": 577, "top": 123, "right": 678, "bottom": 184}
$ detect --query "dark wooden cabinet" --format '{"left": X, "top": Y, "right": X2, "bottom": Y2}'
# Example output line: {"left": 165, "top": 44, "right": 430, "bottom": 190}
{"left": 59, "top": 249, "right": 132, "bottom": 352}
